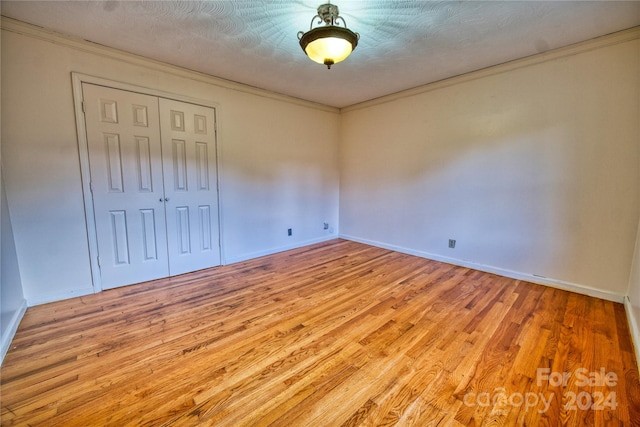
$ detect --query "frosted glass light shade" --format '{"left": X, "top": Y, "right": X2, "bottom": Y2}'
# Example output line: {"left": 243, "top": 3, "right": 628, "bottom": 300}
{"left": 305, "top": 36, "right": 353, "bottom": 65}
{"left": 298, "top": 26, "right": 359, "bottom": 68}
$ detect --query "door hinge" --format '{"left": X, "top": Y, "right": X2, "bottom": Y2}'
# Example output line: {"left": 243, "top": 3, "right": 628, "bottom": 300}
{"left": 89, "top": 181, "right": 94, "bottom": 193}
{"left": 82, "top": 101, "right": 86, "bottom": 113}
{"left": 97, "top": 256, "right": 101, "bottom": 268}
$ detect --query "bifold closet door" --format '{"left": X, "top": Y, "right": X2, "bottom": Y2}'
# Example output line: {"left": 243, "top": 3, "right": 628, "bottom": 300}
{"left": 159, "top": 98, "right": 220, "bottom": 276}
{"left": 83, "top": 83, "right": 169, "bottom": 289}
{"left": 83, "top": 83, "right": 221, "bottom": 290}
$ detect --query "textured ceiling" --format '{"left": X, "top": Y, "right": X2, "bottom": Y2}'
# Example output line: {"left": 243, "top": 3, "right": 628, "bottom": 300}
{"left": 2, "top": 1, "right": 640, "bottom": 108}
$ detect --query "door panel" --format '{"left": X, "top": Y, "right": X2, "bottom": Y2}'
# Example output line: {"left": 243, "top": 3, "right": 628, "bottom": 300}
{"left": 83, "top": 83, "right": 169, "bottom": 289}
{"left": 159, "top": 98, "right": 221, "bottom": 275}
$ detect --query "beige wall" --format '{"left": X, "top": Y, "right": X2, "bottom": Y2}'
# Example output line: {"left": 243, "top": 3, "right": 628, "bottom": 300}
{"left": 2, "top": 17, "right": 640, "bottom": 365}
{"left": 627, "top": 220, "right": 640, "bottom": 366}
{"left": 1, "top": 20, "right": 340, "bottom": 304}
{"left": 340, "top": 36, "right": 640, "bottom": 299}
{"left": 2, "top": 18, "right": 639, "bottom": 310}
{"left": 1, "top": 175, "right": 26, "bottom": 360}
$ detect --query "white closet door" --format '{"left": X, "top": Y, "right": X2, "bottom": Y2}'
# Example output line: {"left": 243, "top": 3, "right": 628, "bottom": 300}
{"left": 159, "top": 98, "right": 221, "bottom": 275}
{"left": 83, "top": 83, "right": 169, "bottom": 289}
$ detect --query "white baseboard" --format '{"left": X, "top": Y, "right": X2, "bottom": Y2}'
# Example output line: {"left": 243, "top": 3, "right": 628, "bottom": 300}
{"left": 340, "top": 234, "right": 625, "bottom": 303}
{"left": 1, "top": 298, "right": 28, "bottom": 364}
{"left": 27, "top": 286, "right": 95, "bottom": 307}
{"left": 25, "top": 236, "right": 336, "bottom": 304}
{"left": 623, "top": 296, "right": 640, "bottom": 373}
{"left": 224, "top": 235, "right": 337, "bottom": 265}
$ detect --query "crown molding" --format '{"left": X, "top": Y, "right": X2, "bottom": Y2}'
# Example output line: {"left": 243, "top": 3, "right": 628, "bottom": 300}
{"left": 2, "top": 16, "right": 637, "bottom": 113}
{"left": 0, "top": 16, "right": 340, "bottom": 114}
{"left": 342, "top": 26, "right": 640, "bottom": 113}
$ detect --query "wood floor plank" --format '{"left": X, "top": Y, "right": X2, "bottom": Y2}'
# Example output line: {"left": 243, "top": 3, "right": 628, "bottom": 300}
{"left": 1, "top": 239, "right": 639, "bottom": 426}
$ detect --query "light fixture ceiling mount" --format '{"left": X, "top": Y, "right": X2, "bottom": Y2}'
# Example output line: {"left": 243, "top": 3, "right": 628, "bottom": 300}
{"left": 297, "top": 3, "right": 359, "bottom": 69}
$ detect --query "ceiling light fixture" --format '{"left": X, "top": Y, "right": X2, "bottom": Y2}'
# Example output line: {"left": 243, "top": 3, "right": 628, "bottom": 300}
{"left": 297, "top": 3, "right": 359, "bottom": 69}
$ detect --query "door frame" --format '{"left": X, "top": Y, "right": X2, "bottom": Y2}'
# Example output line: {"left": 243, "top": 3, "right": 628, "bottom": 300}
{"left": 71, "top": 73, "right": 224, "bottom": 293}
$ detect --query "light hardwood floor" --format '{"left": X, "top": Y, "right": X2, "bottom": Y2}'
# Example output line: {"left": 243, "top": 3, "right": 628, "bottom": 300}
{"left": 2, "top": 239, "right": 639, "bottom": 426}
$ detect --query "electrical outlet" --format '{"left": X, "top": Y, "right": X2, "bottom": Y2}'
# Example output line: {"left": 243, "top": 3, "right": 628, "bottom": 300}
{"left": 288, "top": 228, "right": 292, "bottom": 236}
{"left": 323, "top": 222, "right": 329, "bottom": 230}
{"left": 448, "top": 239, "right": 456, "bottom": 248}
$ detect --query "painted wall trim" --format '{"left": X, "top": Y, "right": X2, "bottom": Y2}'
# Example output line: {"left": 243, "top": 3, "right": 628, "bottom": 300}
{"left": 26, "top": 286, "right": 95, "bottom": 307}
{"left": 1, "top": 299, "right": 27, "bottom": 363}
{"left": 342, "top": 26, "right": 640, "bottom": 113}
{"left": 4, "top": 17, "right": 636, "bottom": 114}
{"left": 340, "top": 234, "right": 626, "bottom": 303}
{"left": 25, "top": 236, "right": 335, "bottom": 305}
{"left": 0, "top": 16, "right": 339, "bottom": 114}
{"left": 624, "top": 296, "right": 640, "bottom": 373}
{"left": 225, "top": 235, "right": 337, "bottom": 265}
